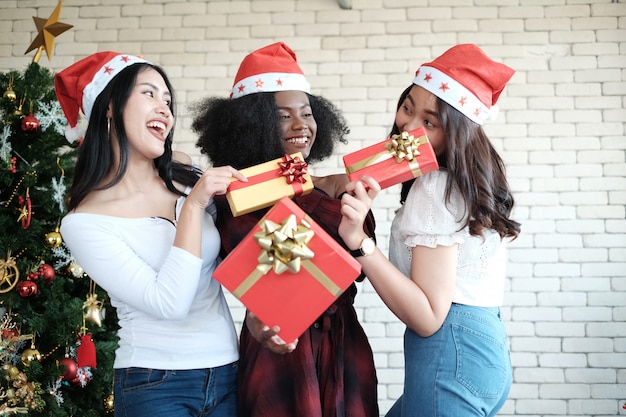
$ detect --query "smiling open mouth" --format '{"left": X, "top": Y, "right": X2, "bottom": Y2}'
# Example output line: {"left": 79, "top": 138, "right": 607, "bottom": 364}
{"left": 286, "top": 136, "right": 309, "bottom": 145}
{"left": 147, "top": 120, "right": 166, "bottom": 137}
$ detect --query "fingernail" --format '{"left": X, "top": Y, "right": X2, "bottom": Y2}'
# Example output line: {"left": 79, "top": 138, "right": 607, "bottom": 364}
{"left": 271, "top": 336, "right": 285, "bottom": 345}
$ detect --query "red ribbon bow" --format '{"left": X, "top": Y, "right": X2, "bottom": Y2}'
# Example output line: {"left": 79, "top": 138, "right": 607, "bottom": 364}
{"left": 278, "top": 154, "right": 308, "bottom": 185}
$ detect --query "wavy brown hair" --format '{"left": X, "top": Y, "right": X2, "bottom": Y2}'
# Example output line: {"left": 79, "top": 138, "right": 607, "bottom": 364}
{"left": 395, "top": 85, "right": 520, "bottom": 240}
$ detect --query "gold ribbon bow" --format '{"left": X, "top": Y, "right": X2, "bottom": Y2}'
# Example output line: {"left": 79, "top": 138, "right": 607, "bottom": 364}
{"left": 231, "top": 213, "right": 343, "bottom": 299}
{"left": 254, "top": 214, "right": 314, "bottom": 275}
{"left": 278, "top": 154, "right": 308, "bottom": 185}
{"left": 385, "top": 131, "right": 424, "bottom": 163}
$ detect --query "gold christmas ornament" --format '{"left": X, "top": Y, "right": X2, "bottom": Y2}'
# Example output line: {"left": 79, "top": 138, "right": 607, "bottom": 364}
{"left": 44, "top": 222, "right": 63, "bottom": 248}
{"left": 24, "top": 0, "right": 73, "bottom": 63}
{"left": 68, "top": 262, "right": 85, "bottom": 278}
{"left": 19, "top": 335, "right": 42, "bottom": 367}
{"left": 12, "top": 95, "right": 25, "bottom": 117}
{"left": 83, "top": 296, "right": 103, "bottom": 327}
{"left": 21, "top": 346, "right": 42, "bottom": 367}
{"left": 104, "top": 393, "right": 114, "bottom": 413}
{"left": 7, "top": 365, "right": 20, "bottom": 380}
{"left": 83, "top": 280, "right": 104, "bottom": 327}
{"left": 3, "top": 75, "right": 16, "bottom": 102}
{"left": 0, "top": 252, "right": 20, "bottom": 294}
{"left": 3, "top": 88, "right": 17, "bottom": 102}
{"left": 44, "top": 230, "right": 62, "bottom": 248}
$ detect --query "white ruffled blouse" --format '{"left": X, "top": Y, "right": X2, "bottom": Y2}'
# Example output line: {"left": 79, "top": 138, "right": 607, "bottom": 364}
{"left": 389, "top": 170, "right": 507, "bottom": 307}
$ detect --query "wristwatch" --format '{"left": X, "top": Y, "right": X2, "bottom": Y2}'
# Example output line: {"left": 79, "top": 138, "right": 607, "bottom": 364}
{"left": 349, "top": 237, "right": 376, "bottom": 258}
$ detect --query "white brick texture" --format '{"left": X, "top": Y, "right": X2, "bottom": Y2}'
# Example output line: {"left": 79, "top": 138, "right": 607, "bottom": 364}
{"left": 2, "top": 0, "right": 624, "bottom": 415}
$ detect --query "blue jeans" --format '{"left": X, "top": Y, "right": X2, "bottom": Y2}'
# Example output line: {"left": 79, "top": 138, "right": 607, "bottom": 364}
{"left": 114, "top": 362, "right": 238, "bottom": 417}
{"left": 386, "top": 304, "right": 511, "bottom": 417}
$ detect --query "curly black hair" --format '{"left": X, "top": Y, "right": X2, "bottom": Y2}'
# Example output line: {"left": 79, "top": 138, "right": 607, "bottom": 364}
{"left": 191, "top": 92, "right": 349, "bottom": 170}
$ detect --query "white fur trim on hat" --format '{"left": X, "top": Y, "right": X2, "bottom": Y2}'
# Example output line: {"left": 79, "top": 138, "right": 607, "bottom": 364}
{"left": 413, "top": 65, "right": 490, "bottom": 125}
{"left": 231, "top": 72, "right": 310, "bottom": 99}
{"left": 81, "top": 54, "right": 148, "bottom": 120}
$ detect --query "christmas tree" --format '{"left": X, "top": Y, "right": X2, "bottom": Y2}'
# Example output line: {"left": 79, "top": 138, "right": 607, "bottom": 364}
{"left": 0, "top": 2, "right": 118, "bottom": 416}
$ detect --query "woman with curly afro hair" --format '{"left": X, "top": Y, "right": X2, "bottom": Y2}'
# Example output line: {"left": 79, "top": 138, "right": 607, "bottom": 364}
{"left": 192, "top": 42, "right": 379, "bottom": 417}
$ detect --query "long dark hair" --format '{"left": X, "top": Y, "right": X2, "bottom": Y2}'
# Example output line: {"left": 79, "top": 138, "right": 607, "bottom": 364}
{"left": 395, "top": 85, "right": 520, "bottom": 240}
{"left": 67, "top": 63, "right": 201, "bottom": 211}
{"left": 191, "top": 92, "right": 349, "bottom": 169}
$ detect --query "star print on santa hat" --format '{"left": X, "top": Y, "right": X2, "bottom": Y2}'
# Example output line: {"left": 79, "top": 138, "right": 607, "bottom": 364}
{"left": 54, "top": 51, "right": 150, "bottom": 141}
{"left": 412, "top": 44, "right": 515, "bottom": 125}
{"left": 230, "top": 42, "right": 311, "bottom": 99}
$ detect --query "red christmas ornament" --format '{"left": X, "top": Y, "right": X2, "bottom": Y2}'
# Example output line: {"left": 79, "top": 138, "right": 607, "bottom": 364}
{"left": 71, "top": 367, "right": 93, "bottom": 387}
{"left": 59, "top": 357, "right": 78, "bottom": 381}
{"left": 1, "top": 328, "right": 19, "bottom": 340}
{"left": 70, "top": 372, "right": 82, "bottom": 386}
{"left": 10, "top": 156, "right": 17, "bottom": 174}
{"left": 76, "top": 333, "right": 97, "bottom": 369}
{"left": 21, "top": 113, "right": 39, "bottom": 133}
{"left": 38, "top": 263, "right": 55, "bottom": 284}
{"left": 17, "top": 194, "right": 32, "bottom": 229}
{"left": 16, "top": 280, "right": 37, "bottom": 297}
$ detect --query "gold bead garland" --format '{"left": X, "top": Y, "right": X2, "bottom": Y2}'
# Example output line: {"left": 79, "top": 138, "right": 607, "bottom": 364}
{"left": 3, "top": 171, "right": 37, "bottom": 208}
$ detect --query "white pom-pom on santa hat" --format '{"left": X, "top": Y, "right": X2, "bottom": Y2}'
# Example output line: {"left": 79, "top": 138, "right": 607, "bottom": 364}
{"left": 412, "top": 44, "right": 514, "bottom": 125}
{"left": 230, "top": 42, "right": 310, "bottom": 99}
{"left": 64, "top": 124, "right": 83, "bottom": 144}
{"left": 54, "top": 52, "right": 150, "bottom": 141}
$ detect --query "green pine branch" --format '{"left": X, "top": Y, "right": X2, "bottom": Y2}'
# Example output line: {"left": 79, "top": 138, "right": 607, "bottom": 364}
{"left": 1, "top": 62, "right": 118, "bottom": 416}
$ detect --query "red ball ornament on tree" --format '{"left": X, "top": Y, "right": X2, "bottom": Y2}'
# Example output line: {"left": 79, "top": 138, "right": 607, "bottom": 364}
{"left": 21, "top": 113, "right": 39, "bottom": 133}
{"left": 38, "top": 263, "right": 55, "bottom": 284}
{"left": 70, "top": 372, "right": 82, "bottom": 386}
{"left": 59, "top": 357, "right": 78, "bottom": 382}
{"left": 1, "top": 328, "right": 19, "bottom": 340}
{"left": 16, "top": 280, "right": 37, "bottom": 297}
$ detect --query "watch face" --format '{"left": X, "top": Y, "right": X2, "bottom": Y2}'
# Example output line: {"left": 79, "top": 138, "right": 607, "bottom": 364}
{"left": 362, "top": 238, "right": 376, "bottom": 255}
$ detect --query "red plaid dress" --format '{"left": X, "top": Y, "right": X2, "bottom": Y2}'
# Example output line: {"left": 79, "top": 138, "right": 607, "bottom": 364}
{"left": 214, "top": 188, "right": 379, "bottom": 417}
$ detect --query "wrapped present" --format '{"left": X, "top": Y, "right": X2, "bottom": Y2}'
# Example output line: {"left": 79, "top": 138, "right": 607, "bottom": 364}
{"left": 343, "top": 127, "right": 439, "bottom": 189}
{"left": 213, "top": 197, "right": 361, "bottom": 343}
{"left": 226, "top": 153, "right": 313, "bottom": 217}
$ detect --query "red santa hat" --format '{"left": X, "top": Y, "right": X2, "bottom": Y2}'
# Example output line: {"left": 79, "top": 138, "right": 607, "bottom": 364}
{"left": 412, "top": 44, "right": 514, "bottom": 125}
{"left": 230, "top": 42, "right": 311, "bottom": 99}
{"left": 54, "top": 51, "right": 150, "bottom": 142}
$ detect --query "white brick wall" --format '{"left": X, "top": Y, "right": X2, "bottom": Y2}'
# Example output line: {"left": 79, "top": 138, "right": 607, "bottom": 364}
{"left": 2, "top": 0, "right": 624, "bottom": 415}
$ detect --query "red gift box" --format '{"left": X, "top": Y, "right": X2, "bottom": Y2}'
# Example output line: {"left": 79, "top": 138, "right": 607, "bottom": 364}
{"left": 213, "top": 197, "right": 361, "bottom": 344}
{"left": 343, "top": 127, "right": 439, "bottom": 189}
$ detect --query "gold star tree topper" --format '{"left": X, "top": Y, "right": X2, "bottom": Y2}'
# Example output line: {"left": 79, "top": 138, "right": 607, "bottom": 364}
{"left": 24, "top": 0, "right": 73, "bottom": 63}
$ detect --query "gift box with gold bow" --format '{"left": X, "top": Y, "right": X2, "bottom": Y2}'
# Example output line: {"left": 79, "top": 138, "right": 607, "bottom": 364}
{"left": 213, "top": 197, "right": 361, "bottom": 343}
{"left": 343, "top": 127, "right": 439, "bottom": 189}
{"left": 226, "top": 152, "right": 313, "bottom": 217}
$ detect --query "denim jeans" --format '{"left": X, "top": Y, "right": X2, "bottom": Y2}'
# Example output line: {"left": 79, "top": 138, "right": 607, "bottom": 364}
{"left": 114, "top": 362, "right": 238, "bottom": 417}
{"left": 386, "top": 304, "right": 511, "bottom": 417}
